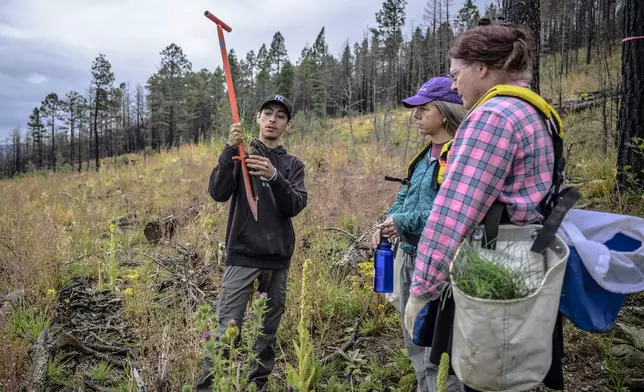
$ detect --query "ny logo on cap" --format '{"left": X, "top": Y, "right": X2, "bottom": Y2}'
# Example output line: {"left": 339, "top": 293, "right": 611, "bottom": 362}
{"left": 274, "top": 94, "right": 285, "bottom": 102}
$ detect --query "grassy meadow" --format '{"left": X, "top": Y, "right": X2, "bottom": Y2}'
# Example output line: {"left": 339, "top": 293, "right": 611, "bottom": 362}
{"left": 1, "top": 48, "right": 643, "bottom": 392}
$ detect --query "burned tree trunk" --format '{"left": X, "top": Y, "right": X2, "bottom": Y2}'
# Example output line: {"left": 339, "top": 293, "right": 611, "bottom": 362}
{"left": 144, "top": 202, "right": 203, "bottom": 244}
{"left": 616, "top": 0, "right": 644, "bottom": 189}
{"left": 503, "top": 0, "right": 541, "bottom": 94}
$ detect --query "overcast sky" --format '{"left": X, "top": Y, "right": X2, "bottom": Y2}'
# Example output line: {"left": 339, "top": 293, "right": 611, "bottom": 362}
{"left": 0, "top": 0, "right": 489, "bottom": 139}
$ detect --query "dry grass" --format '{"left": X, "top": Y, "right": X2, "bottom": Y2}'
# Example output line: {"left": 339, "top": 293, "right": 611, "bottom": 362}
{"left": 540, "top": 46, "right": 622, "bottom": 101}
{"left": 0, "top": 133, "right": 406, "bottom": 390}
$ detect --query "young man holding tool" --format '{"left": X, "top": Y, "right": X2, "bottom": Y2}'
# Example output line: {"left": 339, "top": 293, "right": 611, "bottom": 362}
{"left": 197, "top": 93, "right": 307, "bottom": 391}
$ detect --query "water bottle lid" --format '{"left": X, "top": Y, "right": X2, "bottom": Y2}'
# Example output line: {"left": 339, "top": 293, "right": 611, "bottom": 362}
{"left": 380, "top": 233, "right": 391, "bottom": 241}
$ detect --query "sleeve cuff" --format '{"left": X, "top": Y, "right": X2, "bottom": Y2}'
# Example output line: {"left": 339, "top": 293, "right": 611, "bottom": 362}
{"left": 391, "top": 213, "right": 405, "bottom": 235}
{"left": 270, "top": 171, "right": 289, "bottom": 189}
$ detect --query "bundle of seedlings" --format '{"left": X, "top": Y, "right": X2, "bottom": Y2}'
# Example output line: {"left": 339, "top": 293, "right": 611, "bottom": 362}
{"left": 450, "top": 239, "right": 547, "bottom": 300}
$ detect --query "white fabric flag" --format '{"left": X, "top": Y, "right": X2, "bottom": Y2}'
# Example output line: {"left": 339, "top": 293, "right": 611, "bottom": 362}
{"left": 558, "top": 208, "right": 644, "bottom": 294}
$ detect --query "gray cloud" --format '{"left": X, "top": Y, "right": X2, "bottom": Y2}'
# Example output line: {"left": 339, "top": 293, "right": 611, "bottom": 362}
{"left": 0, "top": 0, "right": 480, "bottom": 139}
{"left": 0, "top": 38, "right": 89, "bottom": 137}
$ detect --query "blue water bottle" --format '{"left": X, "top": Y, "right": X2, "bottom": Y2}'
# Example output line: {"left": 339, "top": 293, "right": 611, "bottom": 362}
{"left": 373, "top": 234, "right": 394, "bottom": 293}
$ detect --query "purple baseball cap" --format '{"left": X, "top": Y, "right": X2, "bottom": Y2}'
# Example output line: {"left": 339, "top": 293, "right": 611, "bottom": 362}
{"left": 401, "top": 76, "right": 462, "bottom": 108}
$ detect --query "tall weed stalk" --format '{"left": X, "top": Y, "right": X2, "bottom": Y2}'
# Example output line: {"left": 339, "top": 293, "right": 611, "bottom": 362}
{"left": 286, "top": 259, "right": 320, "bottom": 392}
{"left": 192, "top": 292, "right": 269, "bottom": 392}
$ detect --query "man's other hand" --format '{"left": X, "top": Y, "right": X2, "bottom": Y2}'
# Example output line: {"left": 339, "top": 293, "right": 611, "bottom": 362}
{"left": 246, "top": 155, "right": 276, "bottom": 179}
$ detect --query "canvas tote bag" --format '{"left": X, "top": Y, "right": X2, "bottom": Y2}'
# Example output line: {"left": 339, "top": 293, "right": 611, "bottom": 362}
{"left": 449, "top": 224, "right": 570, "bottom": 391}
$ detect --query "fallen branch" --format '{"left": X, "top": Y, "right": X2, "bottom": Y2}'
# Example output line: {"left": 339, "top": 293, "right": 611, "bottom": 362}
{"left": 144, "top": 202, "right": 202, "bottom": 244}
{"left": 184, "top": 278, "right": 206, "bottom": 299}
{"left": 27, "top": 329, "right": 50, "bottom": 392}
{"left": 156, "top": 279, "right": 174, "bottom": 292}
{"left": 156, "top": 328, "right": 171, "bottom": 392}
{"left": 320, "top": 317, "right": 363, "bottom": 365}
{"left": 63, "top": 252, "right": 96, "bottom": 266}
{"left": 323, "top": 227, "right": 357, "bottom": 241}
{"left": 85, "top": 341, "right": 130, "bottom": 356}
{"left": 354, "top": 243, "right": 372, "bottom": 251}
{"left": 2, "top": 288, "right": 26, "bottom": 304}
{"left": 625, "top": 378, "right": 644, "bottom": 389}
{"left": 136, "top": 250, "right": 206, "bottom": 304}
{"left": 53, "top": 332, "right": 126, "bottom": 368}
{"left": 332, "top": 213, "right": 386, "bottom": 283}
{"left": 567, "top": 356, "right": 595, "bottom": 373}
{"left": 108, "top": 213, "right": 139, "bottom": 230}
{"left": 71, "top": 323, "right": 126, "bottom": 338}
{"left": 131, "top": 366, "right": 147, "bottom": 392}
{"left": 132, "top": 250, "right": 174, "bottom": 274}
{"left": 83, "top": 377, "right": 111, "bottom": 392}
{"left": 60, "top": 192, "right": 81, "bottom": 203}
{"left": 88, "top": 332, "right": 113, "bottom": 347}
{"left": 186, "top": 263, "right": 211, "bottom": 281}
{"left": 624, "top": 306, "right": 644, "bottom": 317}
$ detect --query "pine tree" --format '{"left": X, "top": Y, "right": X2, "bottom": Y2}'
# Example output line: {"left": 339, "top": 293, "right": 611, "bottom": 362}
{"left": 310, "top": 28, "right": 330, "bottom": 118}
{"left": 10, "top": 128, "right": 22, "bottom": 176}
{"left": 90, "top": 54, "right": 115, "bottom": 171}
{"left": 456, "top": 0, "right": 481, "bottom": 34}
{"left": 62, "top": 91, "right": 86, "bottom": 168}
{"left": 41, "top": 93, "right": 62, "bottom": 171}
{"left": 158, "top": 43, "right": 192, "bottom": 149}
{"left": 27, "top": 107, "right": 45, "bottom": 169}
{"left": 275, "top": 60, "right": 295, "bottom": 99}
{"left": 269, "top": 32, "right": 288, "bottom": 75}
{"left": 374, "top": 0, "right": 407, "bottom": 100}
{"left": 503, "top": 0, "right": 540, "bottom": 93}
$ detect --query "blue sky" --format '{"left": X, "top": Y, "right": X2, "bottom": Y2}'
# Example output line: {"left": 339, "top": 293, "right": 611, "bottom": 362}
{"left": 0, "top": 0, "right": 491, "bottom": 139}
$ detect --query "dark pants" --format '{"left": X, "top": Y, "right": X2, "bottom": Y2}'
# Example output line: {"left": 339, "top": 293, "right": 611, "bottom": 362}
{"left": 196, "top": 265, "right": 289, "bottom": 391}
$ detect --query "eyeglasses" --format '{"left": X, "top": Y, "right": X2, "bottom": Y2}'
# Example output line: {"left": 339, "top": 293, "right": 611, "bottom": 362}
{"left": 448, "top": 63, "right": 471, "bottom": 83}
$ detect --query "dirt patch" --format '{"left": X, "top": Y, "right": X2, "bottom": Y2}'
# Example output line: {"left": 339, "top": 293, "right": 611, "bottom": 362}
{"left": 45, "top": 277, "right": 135, "bottom": 390}
{"left": 56, "top": 277, "right": 132, "bottom": 347}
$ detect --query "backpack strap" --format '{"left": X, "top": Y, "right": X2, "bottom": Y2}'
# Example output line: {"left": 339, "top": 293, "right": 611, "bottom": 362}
{"left": 531, "top": 186, "right": 581, "bottom": 254}
{"left": 407, "top": 141, "right": 434, "bottom": 185}
{"left": 538, "top": 116, "right": 566, "bottom": 219}
{"left": 385, "top": 140, "right": 435, "bottom": 187}
{"left": 481, "top": 201, "right": 511, "bottom": 250}
{"left": 430, "top": 139, "right": 454, "bottom": 190}
{"left": 385, "top": 138, "right": 454, "bottom": 191}
{"left": 471, "top": 84, "right": 579, "bottom": 248}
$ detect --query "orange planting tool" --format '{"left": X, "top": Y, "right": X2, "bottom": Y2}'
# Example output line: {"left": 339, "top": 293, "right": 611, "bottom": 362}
{"left": 204, "top": 10, "right": 259, "bottom": 221}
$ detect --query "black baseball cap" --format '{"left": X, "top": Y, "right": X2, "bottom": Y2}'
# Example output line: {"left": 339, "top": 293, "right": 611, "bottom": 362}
{"left": 258, "top": 93, "right": 294, "bottom": 120}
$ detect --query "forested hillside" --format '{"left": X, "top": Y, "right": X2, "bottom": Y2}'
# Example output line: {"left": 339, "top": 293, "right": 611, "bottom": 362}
{"left": 0, "top": 0, "right": 631, "bottom": 179}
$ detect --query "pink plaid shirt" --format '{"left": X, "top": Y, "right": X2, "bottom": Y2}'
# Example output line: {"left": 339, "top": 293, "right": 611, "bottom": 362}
{"left": 411, "top": 81, "right": 555, "bottom": 299}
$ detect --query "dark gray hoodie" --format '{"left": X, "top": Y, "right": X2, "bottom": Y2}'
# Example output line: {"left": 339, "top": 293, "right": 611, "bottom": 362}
{"left": 208, "top": 139, "right": 307, "bottom": 269}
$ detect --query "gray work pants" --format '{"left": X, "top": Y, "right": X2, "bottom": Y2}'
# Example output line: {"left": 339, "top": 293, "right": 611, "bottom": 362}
{"left": 398, "top": 250, "right": 463, "bottom": 392}
{"left": 196, "top": 265, "right": 289, "bottom": 391}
